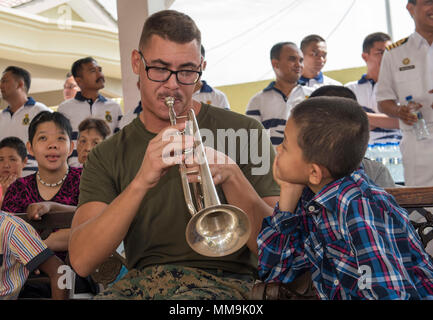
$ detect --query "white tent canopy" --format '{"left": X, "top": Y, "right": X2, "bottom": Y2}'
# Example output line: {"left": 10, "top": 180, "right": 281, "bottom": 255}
{"left": 171, "top": 0, "right": 415, "bottom": 87}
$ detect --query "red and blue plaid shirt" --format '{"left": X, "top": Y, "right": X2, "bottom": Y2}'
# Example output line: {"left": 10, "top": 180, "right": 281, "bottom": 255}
{"left": 257, "top": 170, "right": 433, "bottom": 300}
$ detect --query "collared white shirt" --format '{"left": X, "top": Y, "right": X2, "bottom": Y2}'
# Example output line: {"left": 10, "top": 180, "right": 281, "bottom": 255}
{"left": 58, "top": 92, "right": 123, "bottom": 167}
{"left": 299, "top": 71, "right": 342, "bottom": 89}
{"left": 192, "top": 80, "right": 230, "bottom": 110}
{"left": 346, "top": 75, "right": 402, "bottom": 145}
{"left": 246, "top": 81, "right": 312, "bottom": 146}
{"left": 119, "top": 101, "right": 141, "bottom": 130}
{"left": 376, "top": 32, "right": 433, "bottom": 129}
{"left": 376, "top": 32, "right": 433, "bottom": 186}
{"left": 0, "top": 97, "right": 51, "bottom": 176}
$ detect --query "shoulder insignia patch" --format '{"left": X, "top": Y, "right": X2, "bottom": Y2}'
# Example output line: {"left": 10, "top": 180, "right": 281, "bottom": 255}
{"left": 386, "top": 37, "right": 409, "bottom": 51}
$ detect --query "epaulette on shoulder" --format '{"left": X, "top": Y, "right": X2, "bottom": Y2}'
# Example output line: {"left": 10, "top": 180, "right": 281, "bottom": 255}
{"left": 386, "top": 37, "right": 409, "bottom": 51}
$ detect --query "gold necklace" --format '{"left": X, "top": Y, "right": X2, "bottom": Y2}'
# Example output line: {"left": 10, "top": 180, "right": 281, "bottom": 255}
{"left": 37, "top": 169, "right": 69, "bottom": 187}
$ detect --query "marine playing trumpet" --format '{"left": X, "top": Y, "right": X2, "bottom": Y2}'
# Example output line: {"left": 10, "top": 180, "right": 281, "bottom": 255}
{"left": 164, "top": 96, "right": 251, "bottom": 257}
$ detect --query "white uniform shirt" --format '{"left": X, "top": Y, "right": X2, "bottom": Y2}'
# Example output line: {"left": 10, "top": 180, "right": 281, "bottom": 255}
{"left": 299, "top": 71, "right": 342, "bottom": 89}
{"left": 346, "top": 75, "right": 402, "bottom": 145}
{"left": 246, "top": 81, "right": 312, "bottom": 146}
{"left": 119, "top": 102, "right": 141, "bottom": 130}
{"left": 0, "top": 97, "right": 51, "bottom": 176}
{"left": 376, "top": 32, "right": 433, "bottom": 186}
{"left": 192, "top": 80, "right": 230, "bottom": 110}
{"left": 58, "top": 92, "right": 123, "bottom": 167}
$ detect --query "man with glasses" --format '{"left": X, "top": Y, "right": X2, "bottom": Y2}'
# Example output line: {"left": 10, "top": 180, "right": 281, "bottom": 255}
{"left": 69, "top": 10, "right": 279, "bottom": 300}
{"left": 299, "top": 34, "right": 342, "bottom": 89}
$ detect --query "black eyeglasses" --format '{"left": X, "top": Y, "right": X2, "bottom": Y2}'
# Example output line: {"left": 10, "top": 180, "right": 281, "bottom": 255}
{"left": 138, "top": 51, "right": 202, "bottom": 85}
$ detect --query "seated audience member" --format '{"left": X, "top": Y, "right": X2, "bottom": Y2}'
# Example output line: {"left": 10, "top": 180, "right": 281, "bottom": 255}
{"left": 0, "top": 137, "right": 27, "bottom": 206}
{"left": 63, "top": 72, "right": 80, "bottom": 101}
{"left": 308, "top": 85, "right": 396, "bottom": 188}
{"left": 77, "top": 118, "right": 110, "bottom": 165}
{"left": 1, "top": 111, "right": 81, "bottom": 255}
{"left": 257, "top": 97, "right": 433, "bottom": 300}
{"left": 0, "top": 186, "right": 68, "bottom": 300}
{"left": 299, "top": 35, "right": 342, "bottom": 89}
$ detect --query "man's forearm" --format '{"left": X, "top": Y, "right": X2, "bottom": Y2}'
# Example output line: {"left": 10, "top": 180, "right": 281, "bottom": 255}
{"left": 377, "top": 100, "right": 400, "bottom": 118}
{"left": 220, "top": 165, "right": 275, "bottom": 254}
{"left": 69, "top": 179, "right": 150, "bottom": 277}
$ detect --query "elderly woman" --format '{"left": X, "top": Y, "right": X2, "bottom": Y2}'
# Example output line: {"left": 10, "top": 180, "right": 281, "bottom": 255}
{"left": 76, "top": 118, "right": 110, "bottom": 165}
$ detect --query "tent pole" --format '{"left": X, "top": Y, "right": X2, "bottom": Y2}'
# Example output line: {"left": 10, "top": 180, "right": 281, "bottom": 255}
{"left": 385, "top": 0, "right": 394, "bottom": 40}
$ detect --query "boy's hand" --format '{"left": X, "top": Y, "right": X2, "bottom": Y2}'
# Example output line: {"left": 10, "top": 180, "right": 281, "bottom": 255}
{"left": 272, "top": 158, "right": 304, "bottom": 212}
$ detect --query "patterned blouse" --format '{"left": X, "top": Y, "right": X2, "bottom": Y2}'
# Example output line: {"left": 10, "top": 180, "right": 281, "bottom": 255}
{"left": 1, "top": 167, "right": 82, "bottom": 214}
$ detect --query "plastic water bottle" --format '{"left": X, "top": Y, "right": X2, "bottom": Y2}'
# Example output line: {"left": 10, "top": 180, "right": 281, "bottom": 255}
{"left": 405, "top": 95, "right": 430, "bottom": 141}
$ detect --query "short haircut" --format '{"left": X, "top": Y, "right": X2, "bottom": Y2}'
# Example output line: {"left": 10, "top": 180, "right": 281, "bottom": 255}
{"left": 78, "top": 118, "right": 111, "bottom": 139}
{"left": 300, "top": 34, "right": 326, "bottom": 52}
{"left": 362, "top": 32, "right": 391, "bottom": 53}
{"left": 0, "top": 136, "right": 27, "bottom": 161}
{"left": 270, "top": 42, "right": 296, "bottom": 60}
{"left": 3, "top": 66, "right": 31, "bottom": 93}
{"left": 408, "top": 0, "right": 416, "bottom": 4}
{"left": 139, "top": 10, "right": 201, "bottom": 49}
{"left": 28, "top": 111, "right": 73, "bottom": 146}
{"left": 201, "top": 44, "right": 205, "bottom": 58}
{"left": 71, "top": 57, "right": 97, "bottom": 78}
{"left": 66, "top": 72, "right": 73, "bottom": 78}
{"left": 291, "top": 97, "right": 369, "bottom": 179}
{"left": 310, "top": 85, "right": 357, "bottom": 101}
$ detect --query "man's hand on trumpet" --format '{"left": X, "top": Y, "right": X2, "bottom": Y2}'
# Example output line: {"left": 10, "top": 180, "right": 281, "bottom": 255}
{"left": 135, "top": 122, "right": 194, "bottom": 190}
{"left": 184, "top": 146, "right": 237, "bottom": 186}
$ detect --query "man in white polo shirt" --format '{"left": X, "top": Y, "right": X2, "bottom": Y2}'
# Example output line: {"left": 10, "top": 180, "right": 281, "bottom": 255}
{"left": 192, "top": 45, "right": 230, "bottom": 110}
{"left": 299, "top": 34, "right": 342, "bottom": 89}
{"left": 58, "top": 57, "right": 122, "bottom": 167}
{"left": 0, "top": 66, "right": 51, "bottom": 176}
{"left": 346, "top": 32, "right": 401, "bottom": 146}
{"left": 246, "top": 42, "right": 312, "bottom": 146}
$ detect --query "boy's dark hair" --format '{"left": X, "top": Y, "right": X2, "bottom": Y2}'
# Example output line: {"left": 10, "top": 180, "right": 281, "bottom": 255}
{"left": 201, "top": 45, "right": 205, "bottom": 58}
{"left": 310, "top": 85, "right": 357, "bottom": 101}
{"left": 139, "top": 10, "right": 201, "bottom": 49}
{"left": 408, "top": 0, "right": 416, "bottom": 4}
{"left": 300, "top": 34, "right": 325, "bottom": 52}
{"left": 28, "top": 111, "right": 73, "bottom": 145}
{"left": 78, "top": 118, "right": 111, "bottom": 139}
{"left": 0, "top": 136, "right": 27, "bottom": 161}
{"left": 362, "top": 32, "right": 391, "bottom": 53}
{"left": 270, "top": 42, "right": 296, "bottom": 60}
{"left": 71, "top": 57, "right": 97, "bottom": 78}
{"left": 291, "top": 97, "right": 369, "bottom": 179}
{"left": 3, "top": 66, "right": 31, "bottom": 93}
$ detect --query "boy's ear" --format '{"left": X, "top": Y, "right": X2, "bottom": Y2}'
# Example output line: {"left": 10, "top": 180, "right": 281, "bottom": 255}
{"left": 308, "top": 163, "right": 331, "bottom": 186}
{"left": 26, "top": 141, "right": 34, "bottom": 158}
{"left": 23, "top": 156, "right": 28, "bottom": 166}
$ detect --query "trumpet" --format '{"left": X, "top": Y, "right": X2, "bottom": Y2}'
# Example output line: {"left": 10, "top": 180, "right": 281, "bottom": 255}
{"left": 165, "top": 96, "right": 251, "bottom": 257}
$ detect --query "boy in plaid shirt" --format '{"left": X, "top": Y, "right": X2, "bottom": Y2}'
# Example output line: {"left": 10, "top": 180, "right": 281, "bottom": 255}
{"left": 257, "top": 97, "right": 433, "bottom": 299}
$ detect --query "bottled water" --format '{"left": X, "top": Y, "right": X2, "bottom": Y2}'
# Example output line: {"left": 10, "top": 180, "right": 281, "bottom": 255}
{"left": 405, "top": 95, "right": 430, "bottom": 141}
{"left": 366, "top": 142, "right": 404, "bottom": 184}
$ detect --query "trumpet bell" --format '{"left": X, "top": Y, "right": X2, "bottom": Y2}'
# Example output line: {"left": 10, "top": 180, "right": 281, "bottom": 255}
{"left": 186, "top": 204, "right": 251, "bottom": 257}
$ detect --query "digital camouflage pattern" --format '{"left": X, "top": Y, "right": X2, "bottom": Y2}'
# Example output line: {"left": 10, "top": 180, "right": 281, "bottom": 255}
{"left": 93, "top": 264, "right": 254, "bottom": 300}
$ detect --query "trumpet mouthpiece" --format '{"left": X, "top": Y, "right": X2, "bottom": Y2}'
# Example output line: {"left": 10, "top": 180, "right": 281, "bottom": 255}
{"left": 165, "top": 96, "right": 175, "bottom": 108}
